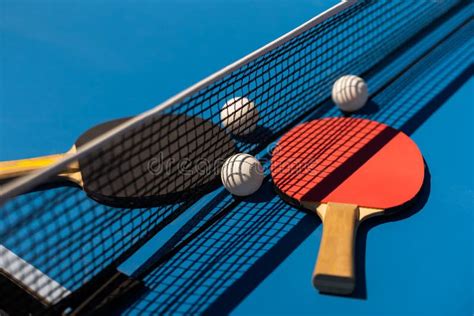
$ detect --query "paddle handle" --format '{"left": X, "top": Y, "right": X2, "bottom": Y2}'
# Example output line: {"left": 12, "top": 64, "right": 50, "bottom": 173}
{"left": 0, "top": 154, "right": 68, "bottom": 180}
{"left": 313, "top": 202, "right": 359, "bottom": 295}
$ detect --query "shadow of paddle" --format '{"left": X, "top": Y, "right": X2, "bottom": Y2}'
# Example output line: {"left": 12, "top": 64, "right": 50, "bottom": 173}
{"left": 350, "top": 163, "right": 432, "bottom": 299}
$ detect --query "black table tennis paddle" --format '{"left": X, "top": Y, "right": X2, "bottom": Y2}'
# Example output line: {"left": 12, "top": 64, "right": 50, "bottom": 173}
{"left": 0, "top": 114, "right": 236, "bottom": 208}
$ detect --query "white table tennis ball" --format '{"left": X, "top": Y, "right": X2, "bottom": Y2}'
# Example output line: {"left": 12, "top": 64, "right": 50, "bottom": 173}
{"left": 221, "top": 153, "right": 264, "bottom": 196}
{"left": 220, "top": 97, "right": 259, "bottom": 136}
{"left": 332, "top": 75, "right": 369, "bottom": 112}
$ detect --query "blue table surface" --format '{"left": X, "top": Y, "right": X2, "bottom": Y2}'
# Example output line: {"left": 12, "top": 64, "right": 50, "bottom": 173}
{"left": 1, "top": 1, "right": 472, "bottom": 315}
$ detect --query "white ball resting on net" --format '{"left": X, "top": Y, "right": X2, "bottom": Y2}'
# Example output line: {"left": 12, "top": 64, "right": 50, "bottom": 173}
{"left": 221, "top": 153, "right": 264, "bottom": 196}
{"left": 332, "top": 75, "right": 369, "bottom": 113}
{"left": 220, "top": 97, "right": 259, "bottom": 136}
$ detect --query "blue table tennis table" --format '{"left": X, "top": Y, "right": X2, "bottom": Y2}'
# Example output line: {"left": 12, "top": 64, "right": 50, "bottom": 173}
{"left": 1, "top": 1, "right": 472, "bottom": 315}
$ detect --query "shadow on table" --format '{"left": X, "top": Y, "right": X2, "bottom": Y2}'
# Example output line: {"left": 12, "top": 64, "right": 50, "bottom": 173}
{"left": 350, "top": 163, "right": 431, "bottom": 300}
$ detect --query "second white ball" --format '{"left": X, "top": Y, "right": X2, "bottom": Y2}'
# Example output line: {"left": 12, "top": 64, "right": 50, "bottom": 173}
{"left": 332, "top": 75, "right": 369, "bottom": 112}
{"left": 221, "top": 153, "right": 264, "bottom": 196}
{"left": 220, "top": 97, "right": 259, "bottom": 136}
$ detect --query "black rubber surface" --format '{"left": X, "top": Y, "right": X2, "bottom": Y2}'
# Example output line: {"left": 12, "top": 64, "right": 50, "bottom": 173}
{"left": 76, "top": 114, "right": 236, "bottom": 208}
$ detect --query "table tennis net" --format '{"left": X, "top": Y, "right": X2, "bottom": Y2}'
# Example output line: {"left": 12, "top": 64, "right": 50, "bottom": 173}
{"left": 0, "top": 0, "right": 468, "bottom": 314}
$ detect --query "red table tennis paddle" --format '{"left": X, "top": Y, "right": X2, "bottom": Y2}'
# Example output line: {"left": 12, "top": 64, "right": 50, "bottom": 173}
{"left": 271, "top": 117, "right": 424, "bottom": 295}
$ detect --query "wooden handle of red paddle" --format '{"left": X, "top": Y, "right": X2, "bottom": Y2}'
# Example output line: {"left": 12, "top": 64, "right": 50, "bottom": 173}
{"left": 313, "top": 202, "right": 359, "bottom": 295}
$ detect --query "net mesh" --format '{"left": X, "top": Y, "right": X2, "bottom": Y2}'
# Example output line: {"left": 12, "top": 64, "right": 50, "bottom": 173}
{"left": 0, "top": 0, "right": 471, "bottom": 314}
